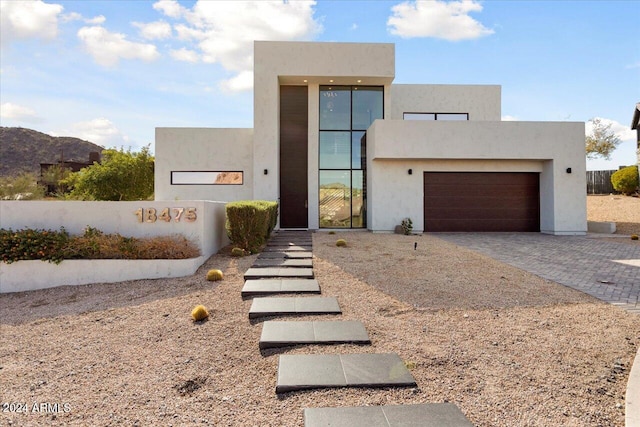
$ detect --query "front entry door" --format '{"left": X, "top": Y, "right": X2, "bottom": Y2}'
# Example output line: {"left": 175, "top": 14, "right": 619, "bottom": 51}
{"left": 279, "top": 85, "right": 308, "bottom": 228}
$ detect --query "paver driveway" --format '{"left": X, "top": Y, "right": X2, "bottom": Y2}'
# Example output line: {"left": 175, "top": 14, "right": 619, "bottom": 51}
{"left": 433, "top": 233, "right": 640, "bottom": 313}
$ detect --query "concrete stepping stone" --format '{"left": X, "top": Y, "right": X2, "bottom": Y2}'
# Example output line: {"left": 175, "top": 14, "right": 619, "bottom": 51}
{"left": 303, "top": 403, "right": 473, "bottom": 427}
{"left": 263, "top": 245, "right": 312, "bottom": 252}
{"left": 276, "top": 353, "right": 416, "bottom": 393}
{"left": 258, "top": 251, "right": 312, "bottom": 259}
{"left": 241, "top": 279, "right": 321, "bottom": 297}
{"left": 244, "top": 267, "right": 314, "bottom": 280}
{"left": 249, "top": 297, "right": 341, "bottom": 319}
{"left": 252, "top": 258, "right": 313, "bottom": 268}
{"left": 259, "top": 320, "right": 371, "bottom": 349}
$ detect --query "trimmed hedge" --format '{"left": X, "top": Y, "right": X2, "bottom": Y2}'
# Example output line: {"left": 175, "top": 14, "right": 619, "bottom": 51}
{"left": 225, "top": 200, "right": 278, "bottom": 253}
{"left": 611, "top": 166, "right": 639, "bottom": 195}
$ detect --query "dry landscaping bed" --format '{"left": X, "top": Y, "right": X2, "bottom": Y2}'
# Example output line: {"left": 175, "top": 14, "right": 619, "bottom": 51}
{"left": 2, "top": 197, "right": 640, "bottom": 426}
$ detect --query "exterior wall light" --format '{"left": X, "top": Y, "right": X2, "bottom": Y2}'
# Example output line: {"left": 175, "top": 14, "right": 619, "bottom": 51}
{"left": 566, "top": 168, "right": 572, "bottom": 174}
{"left": 264, "top": 169, "right": 268, "bottom": 175}
{"left": 408, "top": 169, "right": 413, "bottom": 175}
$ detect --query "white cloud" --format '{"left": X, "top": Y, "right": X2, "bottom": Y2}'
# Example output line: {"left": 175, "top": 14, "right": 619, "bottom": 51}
{"left": 77, "top": 26, "right": 160, "bottom": 67}
{"left": 133, "top": 20, "right": 172, "bottom": 40}
{"left": 0, "top": 0, "right": 64, "bottom": 46}
{"left": 0, "top": 102, "right": 43, "bottom": 123}
{"left": 388, "top": 0, "right": 494, "bottom": 41}
{"left": 501, "top": 115, "right": 518, "bottom": 121}
{"left": 53, "top": 118, "right": 127, "bottom": 147}
{"left": 351, "top": 23, "right": 358, "bottom": 30}
{"left": 170, "top": 47, "right": 199, "bottom": 63}
{"left": 220, "top": 70, "right": 254, "bottom": 93}
{"left": 586, "top": 117, "right": 635, "bottom": 142}
{"left": 62, "top": 12, "right": 82, "bottom": 22}
{"left": 162, "top": 0, "right": 322, "bottom": 91}
{"left": 153, "top": 0, "right": 188, "bottom": 19}
{"left": 85, "top": 15, "right": 106, "bottom": 25}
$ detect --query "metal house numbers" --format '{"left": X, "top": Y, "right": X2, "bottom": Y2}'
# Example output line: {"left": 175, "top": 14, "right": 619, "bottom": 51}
{"left": 135, "top": 207, "right": 197, "bottom": 223}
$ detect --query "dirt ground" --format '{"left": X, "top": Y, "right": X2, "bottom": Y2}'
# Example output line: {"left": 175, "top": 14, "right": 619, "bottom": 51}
{"left": 1, "top": 196, "right": 639, "bottom": 426}
{"left": 587, "top": 194, "right": 640, "bottom": 235}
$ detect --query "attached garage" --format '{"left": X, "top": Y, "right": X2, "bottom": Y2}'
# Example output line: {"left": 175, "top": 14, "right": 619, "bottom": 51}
{"left": 423, "top": 172, "right": 540, "bottom": 232}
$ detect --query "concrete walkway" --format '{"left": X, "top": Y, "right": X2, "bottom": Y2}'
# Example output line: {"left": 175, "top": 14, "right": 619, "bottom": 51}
{"left": 434, "top": 233, "right": 640, "bottom": 313}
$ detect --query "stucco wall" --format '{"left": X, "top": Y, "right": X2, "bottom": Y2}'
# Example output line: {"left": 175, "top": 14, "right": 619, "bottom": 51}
{"left": 390, "top": 84, "right": 501, "bottom": 121}
{"left": 0, "top": 200, "right": 229, "bottom": 259}
{"left": 366, "top": 120, "right": 587, "bottom": 235}
{"left": 155, "top": 127, "right": 253, "bottom": 202}
{"left": 253, "top": 41, "right": 395, "bottom": 206}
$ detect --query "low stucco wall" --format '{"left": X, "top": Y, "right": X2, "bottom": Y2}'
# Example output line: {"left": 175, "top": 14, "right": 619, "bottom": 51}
{"left": 366, "top": 120, "right": 587, "bottom": 235}
{"left": 0, "top": 257, "right": 205, "bottom": 293}
{"left": 0, "top": 200, "right": 230, "bottom": 293}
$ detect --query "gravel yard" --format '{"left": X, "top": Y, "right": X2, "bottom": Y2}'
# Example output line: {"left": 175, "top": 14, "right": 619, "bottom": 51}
{"left": 588, "top": 194, "right": 640, "bottom": 235}
{"left": 1, "top": 196, "right": 639, "bottom": 426}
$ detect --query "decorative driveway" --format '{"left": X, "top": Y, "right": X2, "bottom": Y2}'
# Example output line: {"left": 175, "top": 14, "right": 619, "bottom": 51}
{"left": 433, "top": 233, "right": 640, "bottom": 313}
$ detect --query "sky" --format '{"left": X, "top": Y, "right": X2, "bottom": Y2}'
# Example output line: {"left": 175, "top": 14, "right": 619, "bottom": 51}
{"left": 1, "top": 0, "right": 638, "bottom": 171}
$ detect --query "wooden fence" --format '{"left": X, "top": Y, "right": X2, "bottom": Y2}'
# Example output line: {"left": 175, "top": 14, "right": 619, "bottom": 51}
{"left": 586, "top": 170, "right": 616, "bottom": 194}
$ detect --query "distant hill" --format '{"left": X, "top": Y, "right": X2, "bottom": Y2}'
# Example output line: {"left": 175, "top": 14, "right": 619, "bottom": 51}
{"left": 0, "top": 127, "right": 104, "bottom": 178}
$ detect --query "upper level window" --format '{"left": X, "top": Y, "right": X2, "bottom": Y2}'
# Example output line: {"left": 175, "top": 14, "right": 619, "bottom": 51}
{"left": 403, "top": 113, "right": 469, "bottom": 121}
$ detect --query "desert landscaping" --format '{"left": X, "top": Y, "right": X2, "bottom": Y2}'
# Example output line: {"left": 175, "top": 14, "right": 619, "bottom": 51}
{"left": 1, "top": 195, "right": 639, "bottom": 426}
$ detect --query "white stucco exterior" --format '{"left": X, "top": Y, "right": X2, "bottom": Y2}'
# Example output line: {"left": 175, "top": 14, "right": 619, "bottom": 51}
{"left": 154, "top": 40, "right": 587, "bottom": 235}
{"left": 366, "top": 120, "right": 586, "bottom": 234}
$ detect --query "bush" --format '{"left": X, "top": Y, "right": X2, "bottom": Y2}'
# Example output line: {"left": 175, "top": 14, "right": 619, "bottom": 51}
{"left": 401, "top": 218, "right": 413, "bottom": 235}
{"left": 225, "top": 200, "right": 277, "bottom": 253}
{"left": 632, "top": 235, "right": 639, "bottom": 241}
{"left": 0, "top": 227, "right": 69, "bottom": 264}
{"left": 191, "top": 305, "right": 209, "bottom": 321}
{"left": 611, "top": 166, "right": 639, "bottom": 195}
{"left": 0, "top": 227, "right": 200, "bottom": 263}
{"left": 206, "top": 269, "right": 224, "bottom": 281}
{"left": 336, "top": 239, "right": 347, "bottom": 247}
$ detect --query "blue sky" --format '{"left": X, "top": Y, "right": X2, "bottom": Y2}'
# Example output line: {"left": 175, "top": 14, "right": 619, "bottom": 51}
{"left": 1, "top": 0, "right": 638, "bottom": 171}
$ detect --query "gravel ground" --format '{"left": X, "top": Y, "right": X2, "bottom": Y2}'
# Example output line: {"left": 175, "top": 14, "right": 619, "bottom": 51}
{"left": 588, "top": 194, "right": 640, "bottom": 235}
{"left": 1, "top": 198, "right": 640, "bottom": 426}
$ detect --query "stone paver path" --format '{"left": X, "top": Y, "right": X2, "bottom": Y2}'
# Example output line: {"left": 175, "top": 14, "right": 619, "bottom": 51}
{"left": 252, "top": 258, "right": 313, "bottom": 268}
{"left": 434, "top": 233, "right": 640, "bottom": 313}
{"left": 244, "top": 267, "right": 314, "bottom": 280}
{"left": 260, "top": 320, "right": 370, "bottom": 349}
{"left": 249, "top": 296, "right": 341, "bottom": 319}
{"left": 276, "top": 353, "right": 416, "bottom": 393}
{"left": 303, "top": 403, "right": 474, "bottom": 427}
{"left": 242, "top": 230, "right": 471, "bottom": 424}
{"left": 241, "top": 279, "right": 321, "bottom": 297}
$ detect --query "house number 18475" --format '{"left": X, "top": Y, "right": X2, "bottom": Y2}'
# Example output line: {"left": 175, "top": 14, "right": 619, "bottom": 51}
{"left": 135, "top": 207, "right": 197, "bottom": 223}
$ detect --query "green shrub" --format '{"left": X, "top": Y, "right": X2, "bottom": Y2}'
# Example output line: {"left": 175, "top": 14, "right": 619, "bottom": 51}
{"left": 225, "top": 200, "right": 277, "bottom": 253}
{"left": 206, "top": 269, "right": 224, "bottom": 281}
{"left": 0, "top": 227, "right": 200, "bottom": 263}
{"left": 336, "top": 239, "right": 347, "bottom": 247}
{"left": 401, "top": 218, "right": 413, "bottom": 235}
{"left": 191, "top": 305, "right": 209, "bottom": 321}
{"left": 632, "top": 234, "right": 639, "bottom": 241}
{"left": 611, "top": 166, "right": 639, "bottom": 195}
{"left": 328, "top": 231, "right": 336, "bottom": 235}
{"left": 0, "top": 227, "right": 69, "bottom": 264}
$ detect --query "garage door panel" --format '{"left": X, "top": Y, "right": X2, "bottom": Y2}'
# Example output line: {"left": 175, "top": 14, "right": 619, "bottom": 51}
{"left": 426, "top": 219, "right": 539, "bottom": 232}
{"left": 424, "top": 172, "right": 540, "bottom": 232}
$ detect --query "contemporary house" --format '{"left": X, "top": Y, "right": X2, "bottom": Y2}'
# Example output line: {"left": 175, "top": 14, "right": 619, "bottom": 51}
{"left": 155, "top": 41, "right": 587, "bottom": 235}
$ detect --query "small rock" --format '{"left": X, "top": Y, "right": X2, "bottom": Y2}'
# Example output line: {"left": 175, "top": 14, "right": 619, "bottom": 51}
{"left": 616, "top": 403, "right": 623, "bottom": 409}
{"left": 463, "top": 314, "right": 469, "bottom": 318}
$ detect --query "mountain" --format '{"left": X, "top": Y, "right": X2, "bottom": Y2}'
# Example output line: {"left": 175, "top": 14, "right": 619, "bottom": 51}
{"left": 0, "top": 127, "right": 104, "bottom": 178}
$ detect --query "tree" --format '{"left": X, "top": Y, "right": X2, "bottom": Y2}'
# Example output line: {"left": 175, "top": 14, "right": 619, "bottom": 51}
{"left": 62, "top": 146, "right": 154, "bottom": 201}
{"left": 0, "top": 172, "right": 45, "bottom": 200}
{"left": 40, "top": 164, "right": 71, "bottom": 196}
{"left": 586, "top": 118, "right": 621, "bottom": 160}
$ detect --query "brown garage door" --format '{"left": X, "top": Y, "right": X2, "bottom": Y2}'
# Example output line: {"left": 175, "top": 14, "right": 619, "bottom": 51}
{"left": 424, "top": 172, "right": 540, "bottom": 232}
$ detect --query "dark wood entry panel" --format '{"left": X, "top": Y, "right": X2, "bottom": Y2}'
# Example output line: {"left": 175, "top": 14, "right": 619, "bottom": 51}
{"left": 279, "top": 86, "right": 308, "bottom": 228}
{"left": 424, "top": 172, "right": 540, "bottom": 232}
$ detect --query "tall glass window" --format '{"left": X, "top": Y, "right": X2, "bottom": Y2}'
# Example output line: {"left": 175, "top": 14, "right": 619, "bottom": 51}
{"left": 319, "top": 86, "right": 382, "bottom": 228}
